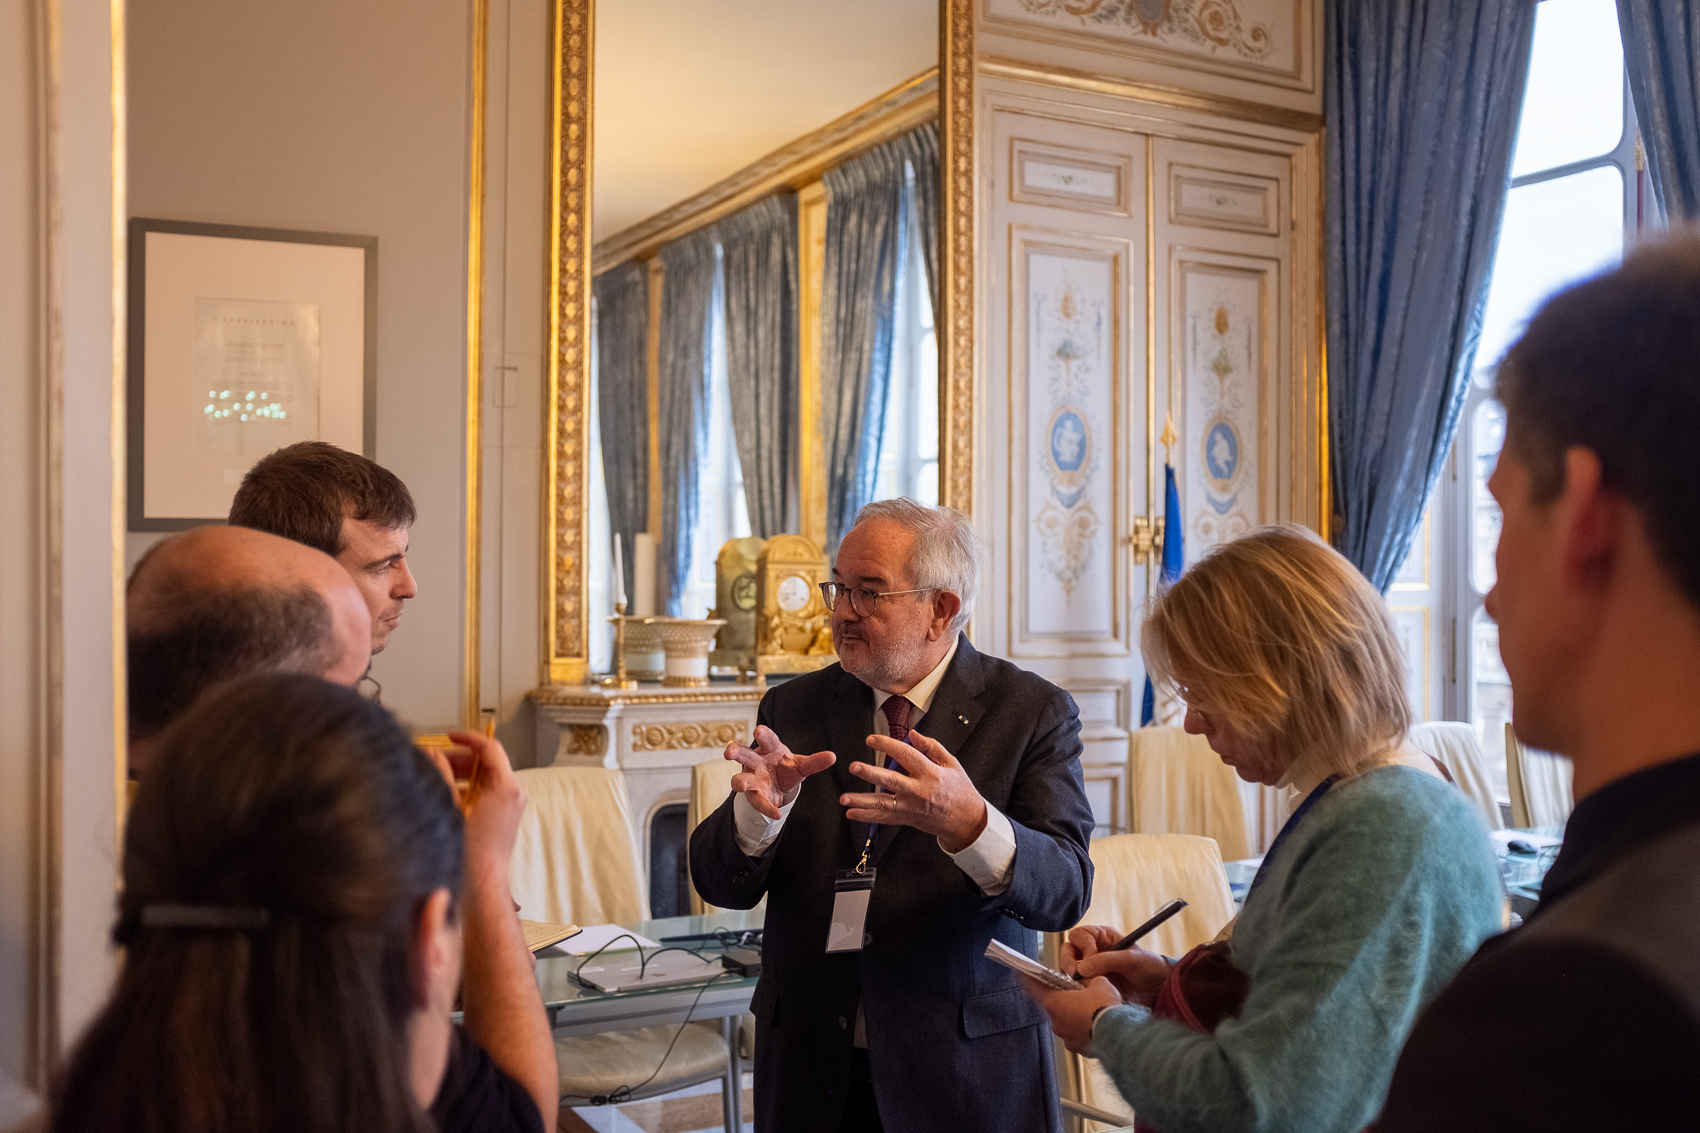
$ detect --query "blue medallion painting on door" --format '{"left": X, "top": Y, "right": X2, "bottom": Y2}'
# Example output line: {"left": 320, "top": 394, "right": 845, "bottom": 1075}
{"left": 1026, "top": 249, "right": 1115, "bottom": 638}
{"left": 1181, "top": 263, "right": 1261, "bottom": 551}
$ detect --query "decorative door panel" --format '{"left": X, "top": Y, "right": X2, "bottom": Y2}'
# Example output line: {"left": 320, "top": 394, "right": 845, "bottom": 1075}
{"left": 1169, "top": 250, "right": 1278, "bottom": 552}
{"left": 1011, "top": 232, "right": 1134, "bottom": 656}
{"left": 1152, "top": 134, "right": 1316, "bottom": 549}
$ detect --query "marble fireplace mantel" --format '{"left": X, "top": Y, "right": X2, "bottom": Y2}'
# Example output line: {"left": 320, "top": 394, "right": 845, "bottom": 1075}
{"left": 527, "top": 683, "right": 765, "bottom": 881}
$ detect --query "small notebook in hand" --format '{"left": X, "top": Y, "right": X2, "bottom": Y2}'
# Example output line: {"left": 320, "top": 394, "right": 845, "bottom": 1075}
{"left": 985, "top": 939, "right": 1079, "bottom": 991}
{"left": 520, "top": 920, "right": 581, "bottom": 954}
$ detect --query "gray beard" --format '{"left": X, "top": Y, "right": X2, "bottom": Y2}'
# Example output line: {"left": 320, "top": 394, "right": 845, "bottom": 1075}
{"left": 835, "top": 626, "right": 935, "bottom": 694}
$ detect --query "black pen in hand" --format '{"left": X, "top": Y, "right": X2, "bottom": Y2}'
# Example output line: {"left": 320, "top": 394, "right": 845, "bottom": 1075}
{"left": 1071, "top": 898, "right": 1188, "bottom": 982}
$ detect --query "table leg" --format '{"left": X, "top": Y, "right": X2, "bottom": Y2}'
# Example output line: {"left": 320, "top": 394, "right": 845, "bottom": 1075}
{"left": 722, "top": 1014, "right": 744, "bottom": 1131}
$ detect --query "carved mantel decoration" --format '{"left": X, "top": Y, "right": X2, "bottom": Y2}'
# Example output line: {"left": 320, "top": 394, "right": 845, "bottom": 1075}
{"left": 632, "top": 721, "right": 751, "bottom": 753}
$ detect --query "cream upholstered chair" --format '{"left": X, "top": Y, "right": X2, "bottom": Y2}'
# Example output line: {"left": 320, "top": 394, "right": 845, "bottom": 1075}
{"left": 1062, "top": 833, "right": 1239, "bottom": 1132}
{"left": 511, "top": 767, "right": 736, "bottom": 1122}
{"left": 510, "top": 766, "right": 648, "bottom": 925}
{"left": 1410, "top": 721, "right": 1505, "bottom": 831}
{"left": 1128, "top": 726, "right": 1255, "bottom": 862}
{"left": 1504, "top": 723, "right": 1574, "bottom": 829}
{"left": 687, "top": 758, "right": 740, "bottom": 916}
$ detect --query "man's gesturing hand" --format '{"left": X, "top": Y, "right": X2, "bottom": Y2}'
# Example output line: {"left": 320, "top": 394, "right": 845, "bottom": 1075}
{"left": 841, "top": 730, "right": 989, "bottom": 853}
{"left": 726, "top": 724, "right": 836, "bottom": 819}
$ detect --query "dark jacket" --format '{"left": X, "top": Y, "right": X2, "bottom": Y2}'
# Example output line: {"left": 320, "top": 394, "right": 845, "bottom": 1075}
{"left": 1376, "top": 752, "right": 1700, "bottom": 1131}
{"left": 689, "top": 636, "right": 1095, "bottom": 1133}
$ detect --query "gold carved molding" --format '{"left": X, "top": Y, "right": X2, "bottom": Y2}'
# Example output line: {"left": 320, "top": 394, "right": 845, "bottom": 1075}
{"left": 941, "top": 0, "right": 976, "bottom": 515}
{"left": 545, "top": 0, "right": 592, "bottom": 685}
{"left": 463, "top": 0, "right": 489, "bottom": 727}
{"left": 978, "top": 56, "right": 1324, "bottom": 135}
{"left": 631, "top": 720, "right": 751, "bottom": 753}
{"left": 566, "top": 724, "right": 607, "bottom": 756}
{"left": 528, "top": 685, "right": 765, "bottom": 707}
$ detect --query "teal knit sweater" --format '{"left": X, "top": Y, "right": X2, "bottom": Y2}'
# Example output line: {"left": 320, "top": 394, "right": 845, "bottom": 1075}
{"left": 1094, "top": 765, "right": 1503, "bottom": 1133}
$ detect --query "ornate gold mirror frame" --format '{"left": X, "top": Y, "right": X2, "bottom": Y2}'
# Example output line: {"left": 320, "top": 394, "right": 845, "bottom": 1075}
{"left": 542, "top": 0, "right": 977, "bottom": 685}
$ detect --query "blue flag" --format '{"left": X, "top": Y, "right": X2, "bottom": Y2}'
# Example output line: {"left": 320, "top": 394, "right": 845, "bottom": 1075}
{"left": 1140, "top": 462, "right": 1185, "bottom": 726}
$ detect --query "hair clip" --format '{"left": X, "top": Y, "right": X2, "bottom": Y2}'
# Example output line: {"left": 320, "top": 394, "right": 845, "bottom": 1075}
{"left": 141, "top": 904, "right": 271, "bottom": 930}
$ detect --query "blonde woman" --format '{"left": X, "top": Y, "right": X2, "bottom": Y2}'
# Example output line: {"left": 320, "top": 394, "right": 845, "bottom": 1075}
{"left": 1024, "top": 525, "right": 1501, "bottom": 1133}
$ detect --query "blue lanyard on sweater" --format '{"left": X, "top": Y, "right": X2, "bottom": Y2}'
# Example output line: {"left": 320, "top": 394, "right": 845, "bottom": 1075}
{"left": 1246, "top": 775, "right": 1338, "bottom": 904}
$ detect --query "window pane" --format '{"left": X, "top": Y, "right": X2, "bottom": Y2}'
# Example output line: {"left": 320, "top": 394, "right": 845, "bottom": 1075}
{"left": 916, "top": 460, "right": 939, "bottom": 507}
{"left": 1475, "top": 166, "right": 1624, "bottom": 374}
{"left": 1472, "top": 608, "right": 1513, "bottom": 801}
{"left": 1510, "top": 0, "right": 1623, "bottom": 177}
{"left": 1471, "top": 399, "right": 1505, "bottom": 595}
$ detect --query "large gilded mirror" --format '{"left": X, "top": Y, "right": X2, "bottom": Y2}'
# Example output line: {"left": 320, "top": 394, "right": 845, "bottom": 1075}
{"left": 542, "top": 0, "right": 977, "bottom": 684}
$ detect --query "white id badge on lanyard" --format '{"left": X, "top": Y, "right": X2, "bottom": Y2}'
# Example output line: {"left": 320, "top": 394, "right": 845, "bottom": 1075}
{"left": 827, "top": 869, "right": 876, "bottom": 952}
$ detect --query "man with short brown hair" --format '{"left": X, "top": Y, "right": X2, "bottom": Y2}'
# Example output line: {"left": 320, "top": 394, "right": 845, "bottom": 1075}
{"left": 1376, "top": 235, "right": 1700, "bottom": 1129}
{"left": 229, "top": 441, "right": 418, "bottom": 654}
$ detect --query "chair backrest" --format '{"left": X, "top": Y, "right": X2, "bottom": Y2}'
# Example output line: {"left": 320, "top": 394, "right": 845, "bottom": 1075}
{"left": 686, "top": 759, "right": 740, "bottom": 916}
{"left": 1069, "top": 833, "right": 1238, "bottom": 1126}
{"left": 1410, "top": 721, "right": 1504, "bottom": 830}
{"left": 1128, "top": 726, "right": 1254, "bottom": 862}
{"left": 1504, "top": 723, "right": 1574, "bottom": 829}
{"left": 1079, "top": 832, "right": 1237, "bottom": 959}
{"left": 510, "top": 766, "right": 648, "bottom": 925}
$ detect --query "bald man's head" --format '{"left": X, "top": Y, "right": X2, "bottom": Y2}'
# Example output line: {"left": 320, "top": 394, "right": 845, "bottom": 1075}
{"left": 126, "top": 527, "right": 371, "bottom": 756}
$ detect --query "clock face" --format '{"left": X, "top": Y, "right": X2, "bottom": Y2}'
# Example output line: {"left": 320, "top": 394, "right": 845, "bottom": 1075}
{"left": 776, "top": 573, "right": 812, "bottom": 613}
{"left": 731, "top": 572, "right": 758, "bottom": 611}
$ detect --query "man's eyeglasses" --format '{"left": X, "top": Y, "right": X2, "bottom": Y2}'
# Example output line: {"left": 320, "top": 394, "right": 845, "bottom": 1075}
{"left": 817, "top": 582, "right": 937, "bottom": 619}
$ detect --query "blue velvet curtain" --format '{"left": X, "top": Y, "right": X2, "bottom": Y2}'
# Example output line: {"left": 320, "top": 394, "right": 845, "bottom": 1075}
{"left": 719, "top": 195, "right": 799, "bottom": 538}
{"left": 656, "top": 231, "right": 718, "bottom": 615}
{"left": 593, "top": 262, "right": 649, "bottom": 605}
{"left": 820, "top": 131, "right": 915, "bottom": 553}
{"left": 1326, "top": 0, "right": 1536, "bottom": 591}
{"left": 1618, "top": 0, "right": 1700, "bottom": 220}
{"left": 892, "top": 122, "right": 940, "bottom": 316}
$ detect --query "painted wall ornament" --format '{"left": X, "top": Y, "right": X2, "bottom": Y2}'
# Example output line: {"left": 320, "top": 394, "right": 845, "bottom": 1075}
{"left": 1033, "top": 270, "right": 1106, "bottom": 600}
{"left": 1183, "top": 268, "right": 1261, "bottom": 550}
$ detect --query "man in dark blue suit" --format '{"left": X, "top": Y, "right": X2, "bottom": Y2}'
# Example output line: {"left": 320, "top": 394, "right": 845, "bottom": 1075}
{"left": 690, "top": 499, "right": 1094, "bottom": 1133}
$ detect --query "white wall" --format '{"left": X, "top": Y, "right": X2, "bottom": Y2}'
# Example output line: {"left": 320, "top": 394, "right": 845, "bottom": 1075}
{"left": 127, "top": 0, "right": 480, "bottom": 731}
{"left": 0, "top": 0, "right": 124, "bottom": 1100}
{"left": 0, "top": 0, "right": 44, "bottom": 1107}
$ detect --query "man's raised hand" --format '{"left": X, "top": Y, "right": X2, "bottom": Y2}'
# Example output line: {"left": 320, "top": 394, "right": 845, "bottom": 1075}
{"left": 726, "top": 724, "right": 836, "bottom": 819}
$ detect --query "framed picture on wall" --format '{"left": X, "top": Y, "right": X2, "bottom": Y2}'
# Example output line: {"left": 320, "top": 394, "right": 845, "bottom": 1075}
{"left": 126, "top": 217, "right": 377, "bottom": 531}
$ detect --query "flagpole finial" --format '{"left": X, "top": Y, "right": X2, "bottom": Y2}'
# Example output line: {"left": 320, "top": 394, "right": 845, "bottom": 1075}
{"left": 1160, "top": 414, "right": 1178, "bottom": 457}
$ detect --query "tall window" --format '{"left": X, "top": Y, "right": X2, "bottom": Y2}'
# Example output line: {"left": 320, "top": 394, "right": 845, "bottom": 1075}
{"left": 1409, "top": 0, "right": 1654, "bottom": 793}
{"left": 682, "top": 252, "right": 751, "bottom": 619}
{"left": 873, "top": 169, "right": 940, "bottom": 506}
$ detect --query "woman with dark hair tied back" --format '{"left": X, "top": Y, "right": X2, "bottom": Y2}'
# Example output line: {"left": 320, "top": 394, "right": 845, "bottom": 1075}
{"left": 49, "top": 673, "right": 549, "bottom": 1133}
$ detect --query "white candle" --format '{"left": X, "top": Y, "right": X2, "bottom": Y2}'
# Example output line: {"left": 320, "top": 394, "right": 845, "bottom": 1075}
{"left": 612, "top": 534, "right": 627, "bottom": 609}
{"left": 632, "top": 533, "right": 658, "bottom": 617}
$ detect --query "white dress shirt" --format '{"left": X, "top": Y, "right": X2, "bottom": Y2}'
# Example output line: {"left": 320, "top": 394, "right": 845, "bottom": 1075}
{"left": 731, "top": 634, "right": 1018, "bottom": 896}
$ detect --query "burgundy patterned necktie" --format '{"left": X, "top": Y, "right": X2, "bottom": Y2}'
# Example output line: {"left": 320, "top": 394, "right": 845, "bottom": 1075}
{"left": 879, "top": 697, "right": 915, "bottom": 777}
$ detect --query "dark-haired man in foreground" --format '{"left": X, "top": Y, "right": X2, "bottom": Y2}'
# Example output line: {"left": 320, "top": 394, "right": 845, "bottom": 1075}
{"left": 229, "top": 440, "right": 418, "bottom": 656}
{"left": 1376, "top": 236, "right": 1700, "bottom": 1129}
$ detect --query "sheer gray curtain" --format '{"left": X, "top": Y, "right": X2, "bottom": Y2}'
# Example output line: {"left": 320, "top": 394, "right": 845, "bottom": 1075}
{"left": 593, "top": 262, "right": 649, "bottom": 604}
{"left": 719, "top": 195, "right": 798, "bottom": 538}
{"left": 821, "top": 132, "right": 912, "bottom": 553}
{"left": 891, "top": 122, "right": 939, "bottom": 315}
{"left": 656, "top": 230, "right": 718, "bottom": 616}
{"left": 1326, "top": 0, "right": 1535, "bottom": 591}
{"left": 1618, "top": 0, "right": 1700, "bottom": 220}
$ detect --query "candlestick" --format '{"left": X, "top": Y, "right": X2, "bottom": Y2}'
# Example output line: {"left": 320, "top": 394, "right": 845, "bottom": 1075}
{"left": 600, "top": 599, "right": 638, "bottom": 689}
{"left": 613, "top": 533, "right": 627, "bottom": 609}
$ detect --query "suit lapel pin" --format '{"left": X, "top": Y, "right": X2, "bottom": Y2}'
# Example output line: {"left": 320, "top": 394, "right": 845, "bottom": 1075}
{"left": 958, "top": 714, "right": 970, "bottom": 725}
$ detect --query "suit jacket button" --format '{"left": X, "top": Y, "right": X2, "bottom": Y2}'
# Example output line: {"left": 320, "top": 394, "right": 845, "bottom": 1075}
{"left": 837, "top": 1015, "right": 848, "bottom": 1030}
